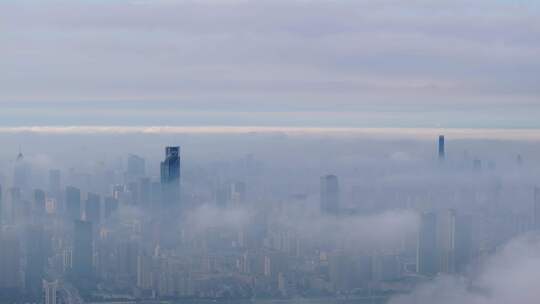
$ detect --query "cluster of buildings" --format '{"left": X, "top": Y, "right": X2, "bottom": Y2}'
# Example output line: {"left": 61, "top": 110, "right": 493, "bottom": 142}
{"left": 0, "top": 136, "right": 538, "bottom": 303}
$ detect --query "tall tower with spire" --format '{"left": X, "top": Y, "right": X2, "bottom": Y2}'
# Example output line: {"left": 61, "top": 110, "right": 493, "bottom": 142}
{"left": 438, "top": 135, "right": 446, "bottom": 161}
{"left": 16, "top": 146, "right": 24, "bottom": 162}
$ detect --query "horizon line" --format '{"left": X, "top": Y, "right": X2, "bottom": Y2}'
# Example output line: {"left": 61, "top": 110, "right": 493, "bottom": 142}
{"left": 0, "top": 125, "right": 538, "bottom": 140}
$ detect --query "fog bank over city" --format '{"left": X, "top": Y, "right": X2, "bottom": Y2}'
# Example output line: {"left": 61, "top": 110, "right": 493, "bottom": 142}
{"left": 0, "top": 130, "right": 539, "bottom": 303}
{"left": 390, "top": 234, "right": 540, "bottom": 304}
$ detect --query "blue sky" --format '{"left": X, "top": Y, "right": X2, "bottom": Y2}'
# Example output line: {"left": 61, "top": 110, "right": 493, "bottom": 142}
{"left": 0, "top": 0, "right": 539, "bottom": 128}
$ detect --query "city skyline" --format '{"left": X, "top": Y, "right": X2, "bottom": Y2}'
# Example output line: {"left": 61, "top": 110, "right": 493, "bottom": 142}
{"left": 1, "top": 0, "right": 539, "bottom": 303}
{"left": 1, "top": 133, "right": 539, "bottom": 303}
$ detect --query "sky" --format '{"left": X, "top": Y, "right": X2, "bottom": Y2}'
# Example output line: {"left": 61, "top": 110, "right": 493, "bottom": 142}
{"left": 1, "top": 0, "right": 539, "bottom": 128}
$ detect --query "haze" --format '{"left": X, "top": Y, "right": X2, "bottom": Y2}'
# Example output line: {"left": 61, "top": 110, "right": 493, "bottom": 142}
{"left": 1, "top": 1, "right": 540, "bottom": 304}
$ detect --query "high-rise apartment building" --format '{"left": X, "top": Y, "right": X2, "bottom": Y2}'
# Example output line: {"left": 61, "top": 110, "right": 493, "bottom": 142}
{"left": 85, "top": 193, "right": 101, "bottom": 224}
{"left": 417, "top": 212, "right": 437, "bottom": 276}
{"left": 65, "top": 187, "right": 81, "bottom": 221}
{"left": 320, "top": 175, "right": 339, "bottom": 214}
{"left": 72, "top": 220, "right": 93, "bottom": 278}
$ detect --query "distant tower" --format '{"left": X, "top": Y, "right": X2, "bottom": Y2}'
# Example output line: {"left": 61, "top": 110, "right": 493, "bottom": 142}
{"left": 516, "top": 154, "right": 523, "bottom": 166}
{"left": 437, "top": 209, "right": 457, "bottom": 274}
{"left": 320, "top": 175, "right": 339, "bottom": 214}
{"left": 126, "top": 154, "right": 146, "bottom": 182}
{"left": 139, "top": 177, "right": 152, "bottom": 207}
{"left": 48, "top": 170, "right": 61, "bottom": 199}
{"left": 417, "top": 212, "right": 437, "bottom": 276}
{"left": 104, "top": 197, "right": 119, "bottom": 219}
{"left": 438, "top": 135, "right": 445, "bottom": 161}
{"left": 160, "top": 146, "right": 181, "bottom": 207}
{"left": 65, "top": 186, "right": 81, "bottom": 221}
{"left": 85, "top": 193, "right": 101, "bottom": 224}
{"left": 16, "top": 146, "right": 24, "bottom": 162}
{"left": 230, "top": 181, "right": 247, "bottom": 206}
{"left": 473, "top": 159, "right": 482, "bottom": 171}
{"left": 33, "top": 189, "right": 46, "bottom": 218}
{"left": 0, "top": 184, "right": 3, "bottom": 225}
{"left": 13, "top": 147, "right": 30, "bottom": 190}
{"left": 534, "top": 187, "right": 540, "bottom": 230}
{"left": 454, "top": 214, "right": 472, "bottom": 272}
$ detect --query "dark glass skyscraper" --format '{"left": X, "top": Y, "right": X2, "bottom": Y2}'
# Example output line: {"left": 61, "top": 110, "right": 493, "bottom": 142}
{"left": 160, "top": 146, "right": 181, "bottom": 207}
{"left": 320, "top": 174, "right": 339, "bottom": 214}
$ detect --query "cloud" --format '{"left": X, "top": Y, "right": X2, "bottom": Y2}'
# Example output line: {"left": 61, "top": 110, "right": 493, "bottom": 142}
{"left": 1, "top": 126, "right": 540, "bottom": 141}
{"left": 271, "top": 198, "right": 420, "bottom": 250}
{"left": 0, "top": 0, "right": 538, "bottom": 106}
{"left": 185, "top": 204, "right": 251, "bottom": 232}
{"left": 389, "top": 233, "right": 540, "bottom": 304}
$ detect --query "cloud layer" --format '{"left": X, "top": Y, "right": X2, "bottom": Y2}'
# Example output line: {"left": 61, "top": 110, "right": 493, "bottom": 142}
{"left": 389, "top": 234, "right": 540, "bottom": 304}
{"left": 1, "top": 0, "right": 539, "bottom": 107}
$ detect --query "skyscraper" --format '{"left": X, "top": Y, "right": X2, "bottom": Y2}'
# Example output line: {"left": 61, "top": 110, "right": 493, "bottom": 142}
{"left": 72, "top": 220, "right": 93, "bottom": 278}
{"left": 127, "top": 182, "right": 139, "bottom": 205}
{"left": 48, "top": 170, "right": 61, "bottom": 198}
{"left": 160, "top": 146, "right": 181, "bottom": 207}
{"left": 230, "top": 181, "right": 247, "bottom": 206}
{"left": 437, "top": 209, "right": 456, "bottom": 274}
{"left": 438, "top": 135, "right": 445, "bottom": 160}
{"left": 454, "top": 214, "right": 472, "bottom": 272}
{"left": 0, "top": 184, "right": 2, "bottom": 225}
{"left": 9, "top": 187, "right": 24, "bottom": 222}
{"left": 126, "top": 154, "right": 146, "bottom": 181}
{"left": 65, "top": 186, "right": 81, "bottom": 221}
{"left": 320, "top": 175, "right": 339, "bottom": 214}
{"left": 33, "top": 189, "right": 46, "bottom": 218}
{"left": 215, "top": 187, "right": 228, "bottom": 209}
{"left": 13, "top": 149, "right": 30, "bottom": 190}
{"left": 42, "top": 280, "right": 59, "bottom": 304}
{"left": 116, "top": 241, "right": 139, "bottom": 283}
{"left": 534, "top": 187, "right": 540, "bottom": 230}
{"left": 104, "top": 196, "right": 119, "bottom": 219}
{"left": 25, "top": 225, "right": 47, "bottom": 299}
{"left": 0, "top": 233, "right": 21, "bottom": 292}
{"left": 139, "top": 177, "right": 152, "bottom": 208}
{"left": 417, "top": 212, "right": 437, "bottom": 276}
{"left": 85, "top": 193, "right": 101, "bottom": 224}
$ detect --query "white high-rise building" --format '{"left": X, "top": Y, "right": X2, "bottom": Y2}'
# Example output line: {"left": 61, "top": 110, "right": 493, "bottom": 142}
{"left": 43, "top": 280, "right": 58, "bottom": 304}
